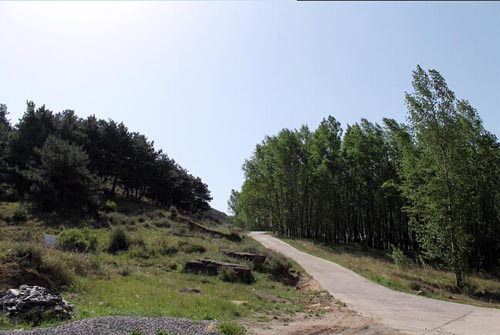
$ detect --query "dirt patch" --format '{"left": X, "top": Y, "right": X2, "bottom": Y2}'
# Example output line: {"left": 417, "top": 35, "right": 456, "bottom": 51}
{"left": 245, "top": 277, "right": 403, "bottom": 335}
{"left": 0, "top": 257, "right": 48, "bottom": 290}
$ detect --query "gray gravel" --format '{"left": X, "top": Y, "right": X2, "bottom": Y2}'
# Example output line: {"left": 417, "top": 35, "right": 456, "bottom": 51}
{"left": 0, "top": 316, "right": 219, "bottom": 335}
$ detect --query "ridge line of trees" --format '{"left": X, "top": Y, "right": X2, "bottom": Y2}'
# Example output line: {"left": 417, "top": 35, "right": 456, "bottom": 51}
{"left": 0, "top": 102, "right": 212, "bottom": 215}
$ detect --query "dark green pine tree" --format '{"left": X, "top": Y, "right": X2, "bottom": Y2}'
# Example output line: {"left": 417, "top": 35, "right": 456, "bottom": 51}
{"left": 26, "top": 135, "right": 100, "bottom": 216}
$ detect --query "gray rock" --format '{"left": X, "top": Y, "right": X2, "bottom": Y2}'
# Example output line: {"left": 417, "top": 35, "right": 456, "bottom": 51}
{"left": 0, "top": 285, "right": 73, "bottom": 322}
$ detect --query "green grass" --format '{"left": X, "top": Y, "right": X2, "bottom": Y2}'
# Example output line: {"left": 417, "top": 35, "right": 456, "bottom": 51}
{"left": 283, "top": 237, "right": 500, "bottom": 308}
{"left": 0, "top": 200, "right": 318, "bottom": 330}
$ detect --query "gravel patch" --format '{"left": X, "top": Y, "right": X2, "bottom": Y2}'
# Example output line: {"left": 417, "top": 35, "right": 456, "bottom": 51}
{"left": 0, "top": 316, "right": 219, "bottom": 335}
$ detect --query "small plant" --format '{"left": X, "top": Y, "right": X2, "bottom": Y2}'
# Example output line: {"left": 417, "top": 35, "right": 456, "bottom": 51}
{"left": 130, "top": 330, "right": 144, "bottom": 335}
{"left": 108, "top": 227, "right": 130, "bottom": 254}
{"left": 103, "top": 200, "right": 117, "bottom": 212}
{"left": 391, "top": 245, "right": 412, "bottom": 269}
{"left": 180, "top": 242, "right": 206, "bottom": 254}
{"left": 56, "top": 227, "right": 98, "bottom": 253}
{"left": 219, "top": 268, "right": 254, "bottom": 284}
{"left": 12, "top": 204, "right": 29, "bottom": 221}
{"left": 169, "top": 205, "right": 178, "bottom": 221}
{"left": 157, "top": 238, "right": 179, "bottom": 256}
{"left": 156, "top": 330, "right": 178, "bottom": 335}
{"left": 13, "top": 243, "right": 44, "bottom": 269}
{"left": 218, "top": 321, "right": 246, "bottom": 335}
{"left": 152, "top": 217, "right": 171, "bottom": 228}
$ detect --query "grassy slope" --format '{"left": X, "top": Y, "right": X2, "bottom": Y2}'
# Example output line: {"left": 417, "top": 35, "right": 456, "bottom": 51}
{"left": 283, "top": 237, "right": 500, "bottom": 309}
{"left": 0, "top": 201, "right": 323, "bottom": 330}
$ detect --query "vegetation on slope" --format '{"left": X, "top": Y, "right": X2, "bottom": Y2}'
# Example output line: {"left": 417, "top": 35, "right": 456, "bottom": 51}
{"left": 230, "top": 66, "right": 500, "bottom": 288}
{"left": 285, "top": 238, "right": 500, "bottom": 309}
{"left": 0, "top": 199, "right": 326, "bottom": 330}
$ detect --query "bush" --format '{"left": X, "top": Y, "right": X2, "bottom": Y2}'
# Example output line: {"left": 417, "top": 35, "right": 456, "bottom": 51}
{"left": 218, "top": 321, "right": 246, "bottom": 335}
{"left": 12, "top": 204, "right": 29, "bottom": 222}
{"left": 39, "top": 254, "right": 74, "bottom": 288}
{"left": 152, "top": 217, "right": 170, "bottom": 228}
{"left": 13, "top": 243, "right": 44, "bottom": 269}
{"left": 179, "top": 242, "right": 206, "bottom": 254}
{"left": 218, "top": 268, "right": 254, "bottom": 284}
{"left": 108, "top": 227, "right": 130, "bottom": 254}
{"left": 56, "top": 228, "right": 98, "bottom": 253}
{"left": 157, "top": 239, "right": 179, "bottom": 256}
{"left": 169, "top": 206, "right": 178, "bottom": 221}
{"left": 103, "top": 200, "right": 117, "bottom": 212}
{"left": 391, "top": 245, "right": 412, "bottom": 269}
{"left": 101, "top": 212, "right": 132, "bottom": 225}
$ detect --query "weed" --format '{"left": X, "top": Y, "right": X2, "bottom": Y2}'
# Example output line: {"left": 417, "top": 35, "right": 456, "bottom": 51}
{"left": 103, "top": 200, "right": 117, "bottom": 212}
{"left": 219, "top": 268, "right": 254, "bottom": 284}
{"left": 108, "top": 227, "right": 130, "bottom": 254}
{"left": 156, "top": 330, "right": 177, "bottom": 335}
{"left": 218, "top": 321, "right": 246, "bottom": 335}
{"left": 391, "top": 245, "right": 412, "bottom": 269}
{"left": 130, "top": 330, "right": 144, "bottom": 335}
{"left": 13, "top": 243, "right": 44, "bottom": 269}
{"left": 12, "top": 204, "right": 29, "bottom": 222}
{"left": 56, "top": 228, "right": 98, "bottom": 253}
{"left": 169, "top": 206, "right": 178, "bottom": 221}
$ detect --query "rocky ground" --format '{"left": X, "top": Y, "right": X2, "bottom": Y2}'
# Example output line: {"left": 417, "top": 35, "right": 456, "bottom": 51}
{"left": 0, "top": 316, "right": 218, "bottom": 335}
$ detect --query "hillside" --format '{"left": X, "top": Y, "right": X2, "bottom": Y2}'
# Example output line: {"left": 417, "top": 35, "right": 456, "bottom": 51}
{"left": 0, "top": 197, "right": 336, "bottom": 333}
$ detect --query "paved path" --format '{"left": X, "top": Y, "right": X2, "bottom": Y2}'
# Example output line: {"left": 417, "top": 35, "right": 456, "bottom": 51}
{"left": 250, "top": 232, "right": 500, "bottom": 335}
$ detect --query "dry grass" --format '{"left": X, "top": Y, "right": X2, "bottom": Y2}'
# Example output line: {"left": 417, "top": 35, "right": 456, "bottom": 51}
{"left": 284, "top": 238, "right": 500, "bottom": 309}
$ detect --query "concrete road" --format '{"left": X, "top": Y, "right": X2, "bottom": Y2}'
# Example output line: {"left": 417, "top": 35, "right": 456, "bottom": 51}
{"left": 250, "top": 232, "right": 500, "bottom": 335}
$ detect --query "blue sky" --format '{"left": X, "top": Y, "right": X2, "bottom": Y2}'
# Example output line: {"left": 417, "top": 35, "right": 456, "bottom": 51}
{"left": 1, "top": 1, "right": 500, "bottom": 212}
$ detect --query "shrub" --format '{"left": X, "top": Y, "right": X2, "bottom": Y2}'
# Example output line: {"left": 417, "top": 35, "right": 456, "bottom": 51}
{"left": 103, "top": 200, "right": 117, "bottom": 212}
{"left": 157, "top": 239, "right": 179, "bottom": 256}
{"left": 180, "top": 242, "right": 206, "bottom": 254}
{"left": 39, "top": 254, "right": 74, "bottom": 288}
{"left": 101, "top": 212, "right": 132, "bottom": 225}
{"left": 218, "top": 321, "right": 246, "bottom": 335}
{"left": 169, "top": 206, "right": 178, "bottom": 221}
{"left": 391, "top": 245, "right": 412, "bottom": 269}
{"left": 152, "top": 217, "right": 170, "bottom": 228}
{"left": 108, "top": 227, "right": 130, "bottom": 254}
{"left": 56, "top": 228, "right": 97, "bottom": 253}
{"left": 13, "top": 243, "right": 44, "bottom": 269}
{"left": 218, "top": 268, "right": 254, "bottom": 284}
{"left": 156, "top": 331, "right": 177, "bottom": 335}
{"left": 12, "top": 204, "right": 29, "bottom": 222}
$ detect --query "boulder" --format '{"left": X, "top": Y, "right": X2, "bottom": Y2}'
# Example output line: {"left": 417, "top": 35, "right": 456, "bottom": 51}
{"left": 0, "top": 285, "right": 73, "bottom": 323}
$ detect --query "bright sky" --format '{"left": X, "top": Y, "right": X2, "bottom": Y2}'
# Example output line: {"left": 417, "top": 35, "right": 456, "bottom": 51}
{"left": 1, "top": 1, "right": 500, "bottom": 212}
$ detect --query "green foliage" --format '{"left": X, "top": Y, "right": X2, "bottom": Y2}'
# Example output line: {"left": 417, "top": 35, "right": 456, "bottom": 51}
{"left": 26, "top": 135, "right": 100, "bottom": 215}
{"left": 218, "top": 321, "right": 246, "bottom": 335}
{"left": 1, "top": 100, "right": 212, "bottom": 216}
{"left": 12, "top": 203, "right": 29, "bottom": 222}
{"left": 103, "top": 200, "right": 117, "bottom": 212}
{"left": 391, "top": 245, "right": 412, "bottom": 269}
{"left": 10, "top": 243, "right": 74, "bottom": 289}
{"left": 233, "top": 66, "right": 500, "bottom": 284}
{"left": 13, "top": 243, "right": 44, "bottom": 269}
{"left": 130, "top": 330, "right": 144, "bottom": 335}
{"left": 56, "top": 228, "right": 98, "bottom": 253}
{"left": 219, "top": 268, "right": 255, "bottom": 284}
{"left": 178, "top": 241, "right": 206, "bottom": 254}
{"left": 169, "top": 206, "right": 178, "bottom": 221}
{"left": 155, "top": 331, "right": 177, "bottom": 335}
{"left": 107, "top": 227, "right": 130, "bottom": 254}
